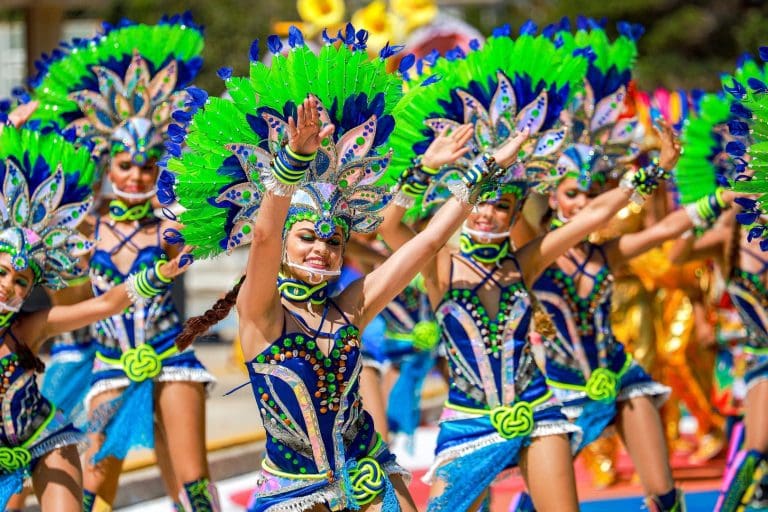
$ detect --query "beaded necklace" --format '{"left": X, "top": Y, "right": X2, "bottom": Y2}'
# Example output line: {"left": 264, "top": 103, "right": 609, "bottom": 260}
{"left": 251, "top": 300, "right": 360, "bottom": 414}
{"left": 0, "top": 329, "right": 19, "bottom": 395}
{"left": 451, "top": 253, "right": 527, "bottom": 357}
{"left": 546, "top": 247, "right": 612, "bottom": 335}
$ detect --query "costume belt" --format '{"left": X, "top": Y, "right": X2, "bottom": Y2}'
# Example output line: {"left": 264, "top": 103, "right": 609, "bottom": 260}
{"left": 0, "top": 405, "right": 56, "bottom": 474}
{"left": 261, "top": 434, "right": 388, "bottom": 506}
{"left": 443, "top": 391, "right": 553, "bottom": 439}
{"left": 546, "top": 355, "right": 633, "bottom": 401}
{"left": 96, "top": 345, "right": 178, "bottom": 383}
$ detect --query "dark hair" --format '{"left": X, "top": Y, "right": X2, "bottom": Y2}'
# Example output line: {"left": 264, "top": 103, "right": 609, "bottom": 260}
{"left": 175, "top": 275, "right": 245, "bottom": 350}
{"left": 726, "top": 221, "right": 741, "bottom": 280}
{"left": 7, "top": 325, "right": 45, "bottom": 373}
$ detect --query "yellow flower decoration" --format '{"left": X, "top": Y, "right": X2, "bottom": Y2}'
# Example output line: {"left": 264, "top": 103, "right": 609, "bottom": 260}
{"left": 297, "top": 0, "right": 346, "bottom": 36}
{"left": 391, "top": 0, "right": 438, "bottom": 32}
{"left": 351, "top": 0, "right": 404, "bottom": 54}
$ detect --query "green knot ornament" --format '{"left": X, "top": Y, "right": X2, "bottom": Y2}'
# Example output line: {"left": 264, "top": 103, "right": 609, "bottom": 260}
{"left": 490, "top": 401, "right": 534, "bottom": 439}
{"left": 585, "top": 368, "right": 619, "bottom": 402}
{"left": 346, "top": 457, "right": 385, "bottom": 505}
{"left": 412, "top": 321, "right": 439, "bottom": 351}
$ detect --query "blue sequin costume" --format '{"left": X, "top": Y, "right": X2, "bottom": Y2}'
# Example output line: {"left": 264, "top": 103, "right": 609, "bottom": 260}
{"left": 247, "top": 299, "right": 407, "bottom": 512}
{"left": 0, "top": 330, "right": 82, "bottom": 509}
{"left": 426, "top": 254, "right": 579, "bottom": 511}
{"left": 381, "top": 282, "right": 438, "bottom": 441}
{"left": 532, "top": 243, "right": 669, "bottom": 451}
{"left": 727, "top": 244, "right": 768, "bottom": 389}
{"left": 86, "top": 215, "right": 215, "bottom": 460}
{"left": 40, "top": 326, "right": 95, "bottom": 427}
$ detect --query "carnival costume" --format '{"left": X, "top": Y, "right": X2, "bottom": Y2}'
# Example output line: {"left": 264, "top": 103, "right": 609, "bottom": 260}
{"left": 710, "top": 51, "right": 768, "bottom": 512}
{"left": 0, "top": 126, "right": 97, "bottom": 509}
{"left": 162, "top": 25, "right": 411, "bottom": 512}
{"left": 381, "top": 22, "right": 592, "bottom": 511}
{"left": 532, "top": 19, "right": 671, "bottom": 455}
{"left": 27, "top": 15, "right": 219, "bottom": 509}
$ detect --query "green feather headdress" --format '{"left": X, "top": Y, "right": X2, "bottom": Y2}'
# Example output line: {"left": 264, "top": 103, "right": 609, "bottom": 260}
{"left": 674, "top": 93, "right": 732, "bottom": 204}
{"left": 0, "top": 127, "right": 96, "bottom": 289}
{"left": 722, "top": 51, "right": 768, "bottom": 245}
{"left": 28, "top": 13, "right": 204, "bottom": 167}
{"left": 547, "top": 17, "right": 643, "bottom": 189}
{"left": 383, "top": 21, "right": 589, "bottom": 220}
{"left": 162, "top": 25, "right": 403, "bottom": 258}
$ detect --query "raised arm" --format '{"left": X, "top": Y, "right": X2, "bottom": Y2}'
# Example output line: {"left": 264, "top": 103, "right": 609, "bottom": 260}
{"left": 517, "top": 186, "right": 634, "bottom": 283}
{"left": 30, "top": 248, "right": 191, "bottom": 348}
{"left": 669, "top": 210, "right": 734, "bottom": 265}
{"left": 347, "top": 129, "right": 530, "bottom": 326}
{"left": 605, "top": 190, "right": 736, "bottom": 267}
{"left": 235, "top": 96, "right": 334, "bottom": 336}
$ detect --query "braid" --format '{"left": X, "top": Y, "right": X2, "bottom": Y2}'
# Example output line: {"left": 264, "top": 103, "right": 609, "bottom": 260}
{"left": 725, "top": 222, "right": 741, "bottom": 281}
{"left": 175, "top": 275, "right": 245, "bottom": 350}
{"left": 6, "top": 326, "right": 45, "bottom": 373}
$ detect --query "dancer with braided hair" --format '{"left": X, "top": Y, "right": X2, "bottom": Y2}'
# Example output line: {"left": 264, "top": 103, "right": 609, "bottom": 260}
{"left": 161, "top": 24, "right": 531, "bottom": 511}
{"left": 0, "top": 124, "right": 189, "bottom": 512}
{"left": 27, "top": 14, "right": 218, "bottom": 510}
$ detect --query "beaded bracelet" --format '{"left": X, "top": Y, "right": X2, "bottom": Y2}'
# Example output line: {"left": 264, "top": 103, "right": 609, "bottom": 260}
{"left": 686, "top": 188, "right": 728, "bottom": 229}
{"left": 125, "top": 262, "right": 173, "bottom": 305}
{"left": 619, "top": 163, "right": 669, "bottom": 204}
{"left": 449, "top": 153, "right": 503, "bottom": 205}
{"left": 273, "top": 148, "right": 314, "bottom": 185}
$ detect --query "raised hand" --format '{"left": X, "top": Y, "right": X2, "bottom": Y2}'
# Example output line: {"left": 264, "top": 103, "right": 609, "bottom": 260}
{"left": 1, "top": 100, "right": 38, "bottom": 132}
{"left": 654, "top": 118, "right": 682, "bottom": 170}
{"left": 157, "top": 246, "right": 194, "bottom": 280}
{"left": 287, "top": 95, "right": 335, "bottom": 156}
{"left": 491, "top": 128, "right": 530, "bottom": 168}
{"left": 422, "top": 124, "right": 473, "bottom": 169}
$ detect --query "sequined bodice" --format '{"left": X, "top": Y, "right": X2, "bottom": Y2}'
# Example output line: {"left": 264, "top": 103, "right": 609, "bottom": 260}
{"left": 89, "top": 217, "right": 180, "bottom": 353}
{"left": 728, "top": 248, "right": 768, "bottom": 347}
{"left": 533, "top": 244, "right": 627, "bottom": 385}
{"left": 436, "top": 255, "right": 538, "bottom": 409}
{"left": 0, "top": 353, "right": 51, "bottom": 448}
{"left": 247, "top": 304, "right": 375, "bottom": 475}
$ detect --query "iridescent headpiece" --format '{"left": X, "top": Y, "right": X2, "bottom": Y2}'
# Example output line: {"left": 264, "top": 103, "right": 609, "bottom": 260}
{"left": 0, "top": 127, "right": 96, "bottom": 289}
{"left": 28, "top": 13, "right": 204, "bottom": 167}
{"left": 546, "top": 17, "right": 643, "bottom": 190}
{"left": 382, "top": 20, "right": 589, "bottom": 218}
{"left": 161, "top": 24, "right": 403, "bottom": 258}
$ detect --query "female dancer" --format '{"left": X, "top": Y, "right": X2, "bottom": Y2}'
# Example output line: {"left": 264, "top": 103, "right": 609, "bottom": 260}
{"left": 670, "top": 56, "right": 768, "bottom": 511}
{"left": 0, "top": 125, "right": 189, "bottom": 511}
{"left": 29, "top": 15, "right": 218, "bottom": 510}
{"left": 528, "top": 115, "right": 731, "bottom": 511}
{"left": 160, "top": 26, "right": 530, "bottom": 511}
{"left": 378, "top": 23, "right": 672, "bottom": 511}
